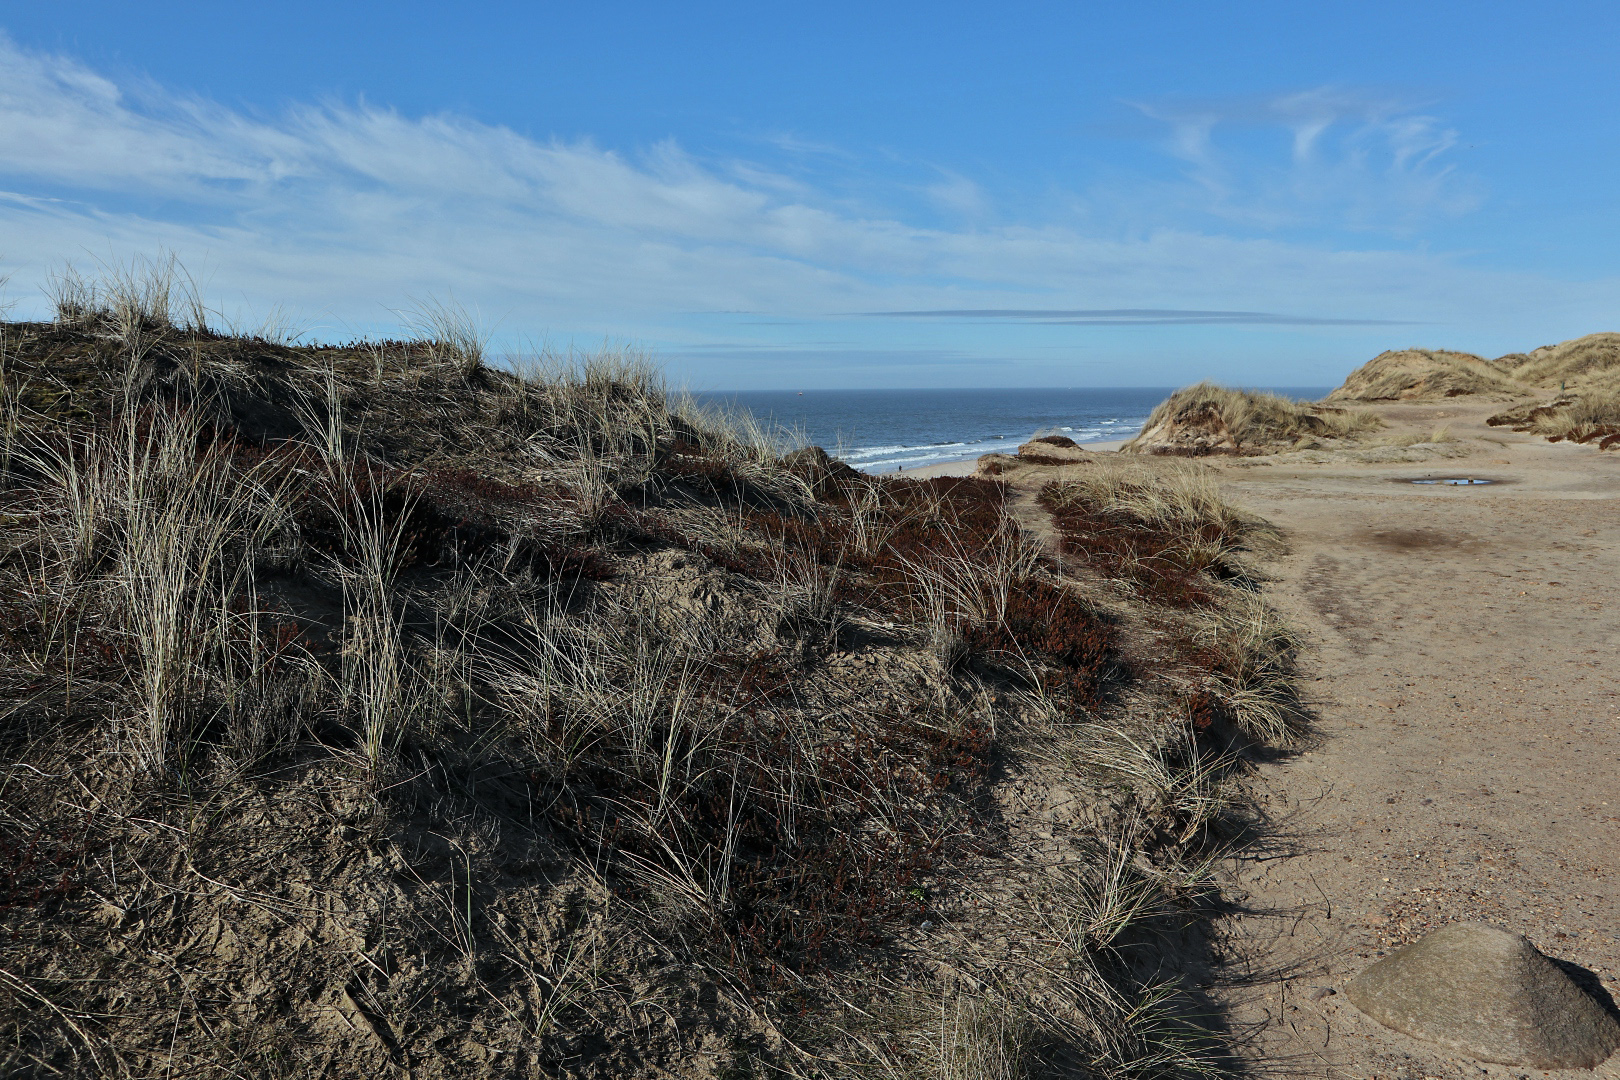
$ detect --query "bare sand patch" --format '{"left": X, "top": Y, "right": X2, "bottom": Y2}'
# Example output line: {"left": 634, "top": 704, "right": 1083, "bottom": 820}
{"left": 1201, "top": 406, "right": 1620, "bottom": 1078}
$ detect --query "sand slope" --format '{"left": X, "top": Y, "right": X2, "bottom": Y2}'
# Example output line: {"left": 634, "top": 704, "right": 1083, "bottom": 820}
{"left": 1207, "top": 402, "right": 1620, "bottom": 1078}
{"left": 1329, "top": 333, "right": 1620, "bottom": 403}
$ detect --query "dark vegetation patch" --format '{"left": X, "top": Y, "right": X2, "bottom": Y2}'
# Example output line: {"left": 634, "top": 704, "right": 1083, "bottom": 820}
{"left": 1017, "top": 451, "right": 1088, "bottom": 466}
{"left": 1037, "top": 483, "right": 1234, "bottom": 608}
{"left": 1544, "top": 427, "right": 1620, "bottom": 448}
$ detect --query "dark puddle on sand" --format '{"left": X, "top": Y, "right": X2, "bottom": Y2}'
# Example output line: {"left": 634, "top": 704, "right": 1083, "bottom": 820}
{"left": 1400, "top": 477, "right": 1502, "bottom": 486}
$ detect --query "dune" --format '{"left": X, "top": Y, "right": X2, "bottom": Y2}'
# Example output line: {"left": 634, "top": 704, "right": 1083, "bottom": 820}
{"left": 1501, "top": 331, "right": 1620, "bottom": 387}
{"left": 1119, "top": 382, "right": 1383, "bottom": 456}
{"left": 1327, "top": 347, "right": 1528, "bottom": 402}
{"left": 10, "top": 259, "right": 1617, "bottom": 1075}
{"left": 2, "top": 264, "right": 1315, "bottom": 1078}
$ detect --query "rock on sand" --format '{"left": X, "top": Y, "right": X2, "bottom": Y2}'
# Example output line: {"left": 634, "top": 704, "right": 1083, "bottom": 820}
{"left": 1346, "top": 922, "right": 1620, "bottom": 1069}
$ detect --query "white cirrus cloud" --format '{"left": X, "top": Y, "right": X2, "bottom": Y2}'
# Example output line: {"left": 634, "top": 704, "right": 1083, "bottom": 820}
{"left": 1129, "top": 87, "right": 1483, "bottom": 230}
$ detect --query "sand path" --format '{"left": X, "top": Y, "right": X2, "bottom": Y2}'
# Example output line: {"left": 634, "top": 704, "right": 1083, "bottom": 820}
{"left": 907, "top": 412, "right": 1620, "bottom": 1075}
{"left": 1207, "top": 403, "right": 1620, "bottom": 1079}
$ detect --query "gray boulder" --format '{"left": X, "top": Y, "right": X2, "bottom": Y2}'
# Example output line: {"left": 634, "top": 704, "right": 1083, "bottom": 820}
{"left": 1346, "top": 922, "right": 1620, "bottom": 1069}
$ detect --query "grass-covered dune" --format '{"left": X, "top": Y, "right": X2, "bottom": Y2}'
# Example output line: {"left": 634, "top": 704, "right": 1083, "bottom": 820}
{"left": 1499, "top": 332, "right": 1620, "bottom": 388}
{"left": 1326, "top": 348, "right": 1526, "bottom": 403}
{"left": 1120, "top": 382, "right": 1383, "bottom": 457}
{"left": 1, "top": 263, "right": 1303, "bottom": 1078}
{"left": 1322, "top": 334, "right": 1620, "bottom": 450}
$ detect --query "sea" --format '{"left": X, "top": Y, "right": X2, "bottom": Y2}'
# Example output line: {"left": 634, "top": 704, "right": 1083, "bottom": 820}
{"left": 700, "top": 387, "right": 1335, "bottom": 473}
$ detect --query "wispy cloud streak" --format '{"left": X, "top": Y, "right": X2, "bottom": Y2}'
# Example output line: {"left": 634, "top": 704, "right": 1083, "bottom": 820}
{"left": 857, "top": 309, "right": 1413, "bottom": 326}
{"left": 0, "top": 32, "right": 1608, "bottom": 380}
{"left": 1129, "top": 87, "right": 1482, "bottom": 230}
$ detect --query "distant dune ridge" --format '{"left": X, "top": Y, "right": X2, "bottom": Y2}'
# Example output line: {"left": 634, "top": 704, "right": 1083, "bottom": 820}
{"left": 1118, "top": 333, "right": 1620, "bottom": 457}
{"left": 1329, "top": 332, "right": 1620, "bottom": 402}
{"left": 1326, "top": 348, "right": 1525, "bottom": 403}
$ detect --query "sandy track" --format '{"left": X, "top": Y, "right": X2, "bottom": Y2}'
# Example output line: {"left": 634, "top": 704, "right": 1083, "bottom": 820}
{"left": 906, "top": 408, "right": 1620, "bottom": 1075}
{"left": 1209, "top": 405, "right": 1620, "bottom": 1079}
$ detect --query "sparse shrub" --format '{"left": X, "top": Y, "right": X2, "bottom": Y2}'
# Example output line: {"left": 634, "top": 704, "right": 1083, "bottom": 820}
{"left": 1528, "top": 390, "right": 1620, "bottom": 447}
{"left": 960, "top": 577, "right": 1118, "bottom": 706}
{"left": 481, "top": 595, "right": 990, "bottom": 981}
{"left": 1037, "top": 462, "right": 1281, "bottom": 607}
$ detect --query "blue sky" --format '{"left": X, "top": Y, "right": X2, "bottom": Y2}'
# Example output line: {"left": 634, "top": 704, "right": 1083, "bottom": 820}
{"left": 1, "top": 2, "right": 1617, "bottom": 389}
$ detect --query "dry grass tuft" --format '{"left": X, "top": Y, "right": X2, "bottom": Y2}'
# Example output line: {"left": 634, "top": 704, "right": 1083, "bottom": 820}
{"left": 13, "top": 403, "right": 290, "bottom": 773}
{"left": 399, "top": 295, "right": 490, "bottom": 375}
{"left": 1074, "top": 725, "right": 1238, "bottom": 842}
{"left": 1488, "top": 385, "right": 1620, "bottom": 449}
{"left": 45, "top": 252, "right": 210, "bottom": 341}
{"left": 1190, "top": 593, "right": 1306, "bottom": 745}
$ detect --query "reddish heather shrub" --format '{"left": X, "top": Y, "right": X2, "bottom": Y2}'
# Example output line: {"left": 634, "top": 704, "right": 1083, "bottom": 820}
{"left": 653, "top": 442, "right": 803, "bottom": 509}
{"left": 743, "top": 508, "right": 852, "bottom": 568}
{"left": 960, "top": 578, "right": 1117, "bottom": 708}
{"left": 0, "top": 820, "right": 95, "bottom": 915}
{"left": 1184, "top": 689, "right": 1219, "bottom": 732}
{"left": 781, "top": 446, "right": 866, "bottom": 500}
{"left": 535, "top": 688, "right": 989, "bottom": 982}
{"left": 1037, "top": 483, "right": 1222, "bottom": 608}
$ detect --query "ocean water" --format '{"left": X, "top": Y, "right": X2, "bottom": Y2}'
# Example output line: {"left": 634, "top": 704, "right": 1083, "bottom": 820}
{"left": 701, "top": 387, "right": 1334, "bottom": 473}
